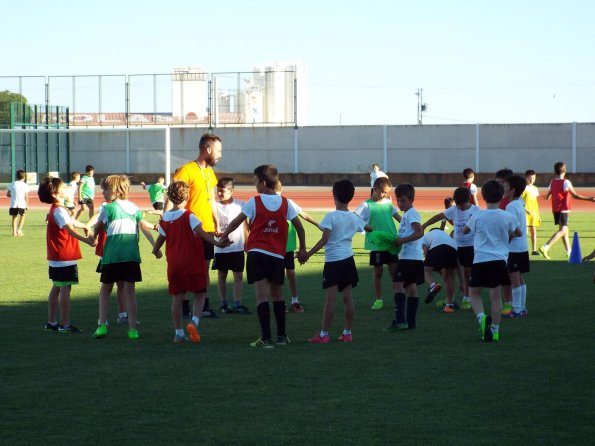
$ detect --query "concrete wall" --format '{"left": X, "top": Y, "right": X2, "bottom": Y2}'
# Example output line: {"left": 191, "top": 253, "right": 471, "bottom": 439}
{"left": 66, "top": 123, "right": 595, "bottom": 185}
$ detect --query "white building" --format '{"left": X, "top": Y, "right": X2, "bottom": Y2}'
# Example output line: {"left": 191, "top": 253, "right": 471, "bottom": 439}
{"left": 171, "top": 66, "right": 208, "bottom": 123}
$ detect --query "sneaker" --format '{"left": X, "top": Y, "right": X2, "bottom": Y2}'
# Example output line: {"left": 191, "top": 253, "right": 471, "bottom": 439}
{"left": 308, "top": 333, "right": 330, "bottom": 344}
{"left": 520, "top": 309, "right": 529, "bottom": 318}
{"left": 383, "top": 320, "right": 408, "bottom": 332}
{"left": 539, "top": 245, "right": 550, "bottom": 259}
{"left": 93, "top": 325, "right": 107, "bottom": 339}
{"left": 492, "top": 331, "right": 500, "bottom": 342}
{"left": 480, "top": 315, "right": 493, "bottom": 342}
{"left": 425, "top": 283, "right": 442, "bottom": 304}
{"left": 276, "top": 335, "right": 291, "bottom": 345}
{"left": 443, "top": 305, "right": 455, "bottom": 313}
{"left": 435, "top": 298, "right": 447, "bottom": 309}
{"left": 371, "top": 299, "right": 384, "bottom": 310}
{"left": 128, "top": 328, "right": 140, "bottom": 340}
{"left": 202, "top": 309, "right": 219, "bottom": 318}
{"left": 338, "top": 333, "right": 353, "bottom": 342}
{"left": 220, "top": 304, "right": 236, "bottom": 315}
{"left": 291, "top": 302, "right": 305, "bottom": 313}
{"left": 508, "top": 311, "right": 524, "bottom": 319}
{"left": 174, "top": 334, "right": 188, "bottom": 344}
{"left": 250, "top": 337, "right": 274, "bottom": 348}
{"left": 186, "top": 322, "right": 201, "bottom": 343}
{"left": 502, "top": 303, "right": 513, "bottom": 316}
{"left": 234, "top": 305, "right": 252, "bottom": 315}
{"left": 531, "top": 250, "right": 540, "bottom": 256}
{"left": 461, "top": 300, "right": 472, "bottom": 310}
{"left": 59, "top": 324, "right": 82, "bottom": 334}
{"left": 116, "top": 315, "right": 128, "bottom": 325}
{"left": 45, "top": 322, "right": 59, "bottom": 331}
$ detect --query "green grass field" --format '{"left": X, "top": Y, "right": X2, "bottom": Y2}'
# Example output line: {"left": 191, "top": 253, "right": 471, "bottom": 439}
{"left": 1, "top": 210, "right": 594, "bottom": 445}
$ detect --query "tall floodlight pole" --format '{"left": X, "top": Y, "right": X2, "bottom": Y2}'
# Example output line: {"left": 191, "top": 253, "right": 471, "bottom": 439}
{"left": 415, "top": 88, "right": 427, "bottom": 125}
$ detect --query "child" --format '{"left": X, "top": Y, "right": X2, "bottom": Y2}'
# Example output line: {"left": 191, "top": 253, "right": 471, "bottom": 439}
{"left": 220, "top": 164, "right": 306, "bottom": 349}
{"left": 439, "top": 197, "right": 455, "bottom": 231}
{"left": 75, "top": 165, "right": 96, "bottom": 221}
{"left": 355, "top": 176, "right": 401, "bottom": 310}
{"left": 494, "top": 168, "right": 514, "bottom": 314}
{"left": 141, "top": 175, "right": 167, "bottom": 213}
{"left": 298, "top": 179, "right": 368, "bottom": 343}
{"left": 539, "top": 162, "right": 595, "bottom": 259}
{"left": 461, "top": 168, "right": 479, "bottom": 206}
{"left": 91, "top": 175, "right": 159, "bottom": 340}
{"left": 384, "top": 183, "right": 424, "bottom": 332}
{"left": 64, "top": 172, "right": 81, "bottom": 215}
{"left": 422, "top": 187, "right": 480, "bottom": 310}
{"left": 495, "top": 168, "right": 513, "bottom": 210}
{"left": 463, "top": 180, "right": 521, "bottom": 343}
{"left": 421, "top": 228, "right": 458, "bottom": 313}
{"left": 275, "top": 180, "right": 321, "bottom": 313}
{"left": 504, "top": 175, "right": 530, "bottom": 318}
{"left": 212, "top": 177, "right": 251, "bottom": 315}
{"left": 369, "top": 163, "right": 389, "bottom": 196}
{"left": 521, "top": 170, "right": 541, "bottom": 255}
{"left": 38, "top": 176, "right": 94, "bottom": 333}
{"left": 152, "top": 180, "right": 229, "bottom": 343}
{"left": 7, "top": 169, "right": 29, "bottom": 237}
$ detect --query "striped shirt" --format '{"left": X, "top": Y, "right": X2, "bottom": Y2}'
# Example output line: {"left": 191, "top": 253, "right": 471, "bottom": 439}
{"left": 99, "top": 199, "right": 142, "bottom": 265}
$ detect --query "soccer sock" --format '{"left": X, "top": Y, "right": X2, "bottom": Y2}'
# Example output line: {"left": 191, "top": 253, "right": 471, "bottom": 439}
{"left": 273, "top": 301, "right": 287, "bottom": 336}
{"left": 175, "top": 329, "right": 184, "bottom": 337}
{"left": 343, "top": 329, "right": 352, "bottom": 335}
{"left": 48, "top": 321, "right": 58, "bottom": 326}
{"left": 257, "top": 302, "right": 272, "bottom": 340}
{"left": 393, "top": 292, "right": 406, "bottom": 322}
{"left": 406, "top": 296, "right": 419, "bottom": 329}
{"left": 182, "top": 299, "right": 190, "bottom": 314}
{"left": 463, "top": 296, "right": 470, "bottom": 302}
{"left": 491, "top": 324, "right": 500, "bottom": 334}
{"left": 234, "top": 300, "right": 241, "bottom": 308}
{"left": 203, "top": 298, "right": 210, "bottom": 311}
{"left": 191, "top": 316, "right": 200, "bottom": 327}
{"left": 476, "top": 312, "right": 485, "bottom": 324}
{"left": 520, "top": 284, "right": 527, "bottom": 310}
{"left": 291, "top": 296, "right": 299, "bottom": 304}
{"left": 320, "top": 330, "right": 329, "bottom": 338}
{"left": 118, "top": 311, "right": 127, "bottom": 318}
{"left": 512, "top": 286, "right": 522, "bottom": 313}
{"left": 543, "top": 243, "right": 550, "bottom": 249}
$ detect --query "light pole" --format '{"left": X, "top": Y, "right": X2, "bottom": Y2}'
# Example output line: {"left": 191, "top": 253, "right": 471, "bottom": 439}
{"left": 415, "top": 88, "right": 427, "bottom": 125}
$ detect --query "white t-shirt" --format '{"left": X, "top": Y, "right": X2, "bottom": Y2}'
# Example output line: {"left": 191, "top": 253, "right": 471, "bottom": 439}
{"left": 469, "top": 183, "right": 478, "bottom": 195}
{"left": 354, "top": 198, "right": 399, "bottom": 224}
{"left": 443, "top": 204, "right": 479, "bottom": 248}
{"left": 370, "top": 170, "right": 388, "bottom": 188}
{"left": 319, "top": 210, "right": 366, "bottom": 262}
{"left": 422, "top": 229, "right": 457, "bottom": 251}
{"left": 506, "top": 198, "right": 528, "bottom": 253}
{"left": 465, "top": 209, "right": 518, "bottom": 263}
{"left": 397, "top": 207, "right": 424, "bottom": 260}
{"left": 49, "top": 206, "right": 77, "bottom": 267}
{"left": 215, "top": 199, "right": 245, "bottom": 253}
{"left": 548, "top": 179, "right": 572, "bottom": 213}
{"left": 8, "top": 180, "right": 29, "bottom": 209}
{"left": 65, "top": 180, "right": 78, "bottom": 207}
{"left": 157, "top": 209, "right": 201, "bottom": 237}
{"left": 242, "top": 194, "right": 300, "bottom": 221}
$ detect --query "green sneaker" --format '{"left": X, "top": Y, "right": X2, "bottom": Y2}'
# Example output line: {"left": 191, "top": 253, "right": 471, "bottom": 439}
{"left": 383, "top": 320, "right": 409, "bottom": 332}
{"left": 479, "top": 315, "right": 493, "bottom": 342}
{"left": 502, "top": 302, "right": 513, "bottom": 316}
{"left": 128, "top": 328, "right": 139, "bottom": 340}
{"left": 461, "top": 300, "right": 472, "bottom": 310}
{"left": 371, "top": 299, "right": 384, "bottom": 310}
{"left": 539, "top": 245, "right": 550, "bottom": 259}
{"left": 435, "top": 298, "right": 447, "bottom": 309}
{"left": 93, "top": 324, "right": 107, "bottom": 339}
{"left": 492, "top": 331, "right": 500, "bottom": 342}
{"left": 250, "top": 337, "right": 274, "bottom": 349}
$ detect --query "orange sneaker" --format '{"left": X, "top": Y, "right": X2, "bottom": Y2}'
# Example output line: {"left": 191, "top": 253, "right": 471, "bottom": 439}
{"left": 443, "top": 305, "right": 455, "bottom": 313}
{"left": 186, "top": 322, "right": 201, "bottom": 343}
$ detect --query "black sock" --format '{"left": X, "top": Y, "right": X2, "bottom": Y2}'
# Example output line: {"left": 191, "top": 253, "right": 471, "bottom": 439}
{"left": 203, "top": 297, "right": 210, "bottom": 311}
{"left": 406, "top": 296, "right": 419, "bottom": 329}
{"left": 256, "top": 302, "right": 272, "bottom": 340}
{"left": 273, "top": 301, "right": 286, "bottom": 337}
{"left": 394, "top": 292, "right": 406, "bottom": 323}
{"left": 182, "top": 299, "right": 190, "bottom": 314}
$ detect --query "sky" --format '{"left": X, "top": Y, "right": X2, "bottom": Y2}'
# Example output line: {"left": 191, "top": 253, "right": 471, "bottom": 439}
{"left": 2, "top": 0, "right": 595, "bottom": 126}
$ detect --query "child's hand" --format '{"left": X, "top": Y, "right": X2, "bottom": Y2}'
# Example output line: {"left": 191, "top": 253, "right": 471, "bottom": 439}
{"left": 394, "top": 238, "right": 404, "bottom": 247}
{"left": 296, "top": 250, "right": 309, "bottom": 265}
{"left": 152, "top": 249, "right": 163, "bottom": 259}
{"left": 87, "top": 235, "right": 97, "bottom": 247}
{"left": 216, "top": 237, "right": 233, "bottom": 248}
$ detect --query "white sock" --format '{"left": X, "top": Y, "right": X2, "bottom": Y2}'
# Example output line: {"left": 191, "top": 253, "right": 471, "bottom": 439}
{"left": 343, "top": 329, "right": 352, "bottom": 335}
{"left": 491, "top": 324, "right": 499, "bottom": 334}
{"left": 320, "top": 330, "right": 329, "bottom": 338}
{"left": 520, "top": 284, "right": 527, "bottom": 310}
{"left": 476, "top": 312, "right": 485, "bottom": 324}
{"left": 543, "top": 243, "right": 550, "bottom": 249}
{"left": 118, "top": 312, "right": 127, "bottom": 318}
{"left": 291, "top": 296, "right": 299, "bottom": 304}
{"left": 192, "top": 316, "right": 200, "bottom": 327}
{"left": 512, "top": 287, "right": 522, "bottom": 313}
{"left": 175, "top": 329, "right": 184, "bottom": 337}
{"left": 462, "top": 296, "right": 470, "bottom": 302}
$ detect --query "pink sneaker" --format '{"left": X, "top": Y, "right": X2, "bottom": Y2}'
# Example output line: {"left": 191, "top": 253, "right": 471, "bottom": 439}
{"left": 308, "top": 333, "right": 329, "bottom": 344}
{"left": 291, "top": 302, "right": 305, "bottom": 313}
{"left": 338, "top": 334, "right": 352, "bottom": 342}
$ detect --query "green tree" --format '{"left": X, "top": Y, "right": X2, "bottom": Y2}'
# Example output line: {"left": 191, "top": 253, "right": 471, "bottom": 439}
{"left": 0, "top": 90, "right": 28, "bottom": 127}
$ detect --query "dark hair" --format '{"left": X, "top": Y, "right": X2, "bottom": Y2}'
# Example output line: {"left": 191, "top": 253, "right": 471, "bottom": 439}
{"left": 373, "top": 176, "right": 392, "bottom": 190}
{"left": 217, "top": 177, "right": 235, "bottom": 189}
{"left": 199, "top": 133, "right": 221, "bottom": 153}
{"left": 16, "top": 169, "right": 26, "bottom": 181}
{"left": 395, "top": 183, "right": 415, "bottom": 200}
{"left": 506, "top": 175, "right": 527, "bottom": 198}
{"left": 444, "top": 197, "right": 455, "bottom": 208}
{"left": 85, "top": 165, "right": 94, "bottom": 172}
{"left": 554, "top": 162, "right": 566, "bottom": 175}
{"left": 38, "top": 176, "right": 63, "bottom": 204}
{"left": 453, "top": 187, "right": 471, "bottom": 205}
{"left": 481, "top": 180, "right": 504, "bottom": 204}
{"left": 463, "top": 168, "right": 474, "bottom": 179}
{"left": 253, "top": 164, "right": 279, "bottom": 189}
{"left": 525, "top": 169, "right": 536, "bottom": 176}
{"left": 333, "top": 179, "right": 355, "bottom": 204}
{"left": 495, "top": 168, "right": 513, "bottom": 180}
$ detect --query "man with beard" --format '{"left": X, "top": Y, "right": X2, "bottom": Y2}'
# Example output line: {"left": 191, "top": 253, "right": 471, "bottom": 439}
{"left": 171, "top": 133, "right": 223, "bottom": 320}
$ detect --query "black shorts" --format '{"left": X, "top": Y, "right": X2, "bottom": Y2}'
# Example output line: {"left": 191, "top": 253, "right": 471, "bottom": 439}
{"left": 246, "top": 251, "right": 285, "bottom": 285}
{"left": 152, "top": 201, "right": 165, "bottom": 211}
{"left": 457, "top": 246, "right": 474, "bottom": 268}
{"left": 393, "top": 259, "right": 424, "bottom": 286}
{"left": 203, "top": 237, "right": 215, "bottom": 261}
{"left": 508, "top": 251, "right": 530, "bottom": 274}
{"left": 48, "top": 265, "right": 79, "bottom": 284}
{"left": 212, "top": 251, "right": 245, "bottom": 273}
{"left": 79, "top": 198, "right": 94, "bottom": 205}
{"left": 9, "top": 207, "right": 26, "bottom": 216}
{"left": 96, "top": 259, "right": 103, "bottom": 274}
{"left": 469, "top": 260, "right": 511, "bottom": 288}
{"left": 284, "top": 252, "right": 295, "bottom": 270}
{"left": 100, "top": 261, "right": 142, "bottom": 284}
{"left": 323, "top": 256, "right": 359, "bottom": 291}
{"left": 424, "top": 245, "right": 458, "bottom": 271}
{"left": 553, "top": 212, "right": 569, "bottom": 226}
{"left": 369, "top": 251, "right": 399, "bottom": 266}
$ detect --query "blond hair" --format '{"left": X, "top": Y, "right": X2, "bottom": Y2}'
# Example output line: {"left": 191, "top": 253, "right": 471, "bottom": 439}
{"left": 103, "top": 175, "right": 130, "bottom": 200}
{"left": 167, "top": 180, "right": 190, "bottom": 205}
